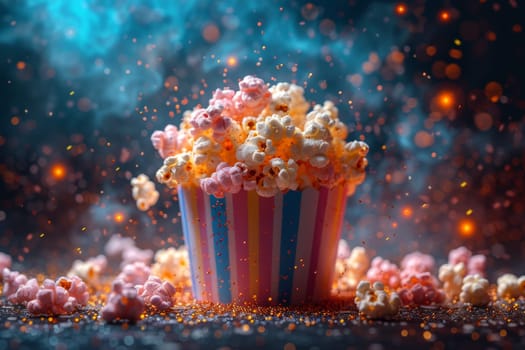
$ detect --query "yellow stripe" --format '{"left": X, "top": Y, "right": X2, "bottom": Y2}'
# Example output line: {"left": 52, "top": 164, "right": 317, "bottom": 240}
{"left": 248, "top": 191, "right": 259, "bottom": 301}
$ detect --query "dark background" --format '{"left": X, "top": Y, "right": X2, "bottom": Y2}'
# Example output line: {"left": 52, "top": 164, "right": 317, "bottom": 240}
{"left": 0, "top": 0, "right": 524, "bottom": 278}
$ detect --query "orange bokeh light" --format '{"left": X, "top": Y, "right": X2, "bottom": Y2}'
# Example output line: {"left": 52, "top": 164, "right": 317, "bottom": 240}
{"left": 401, "top": 206, "right": 413, "bottom": 218}
{"left": 113, "top": 212, "right": 125, "bottom": 223}
{"left": 395, "top": 3, "right": 407, "bottom": 15}
{"left": 50, "top": 163, "right": 67, "bottom": 180}
{"left": 437, "top": 91, "right": 454, "bottom": 109}
{"left": 439, "top": 10, "right": 450, "bottom": 22}
{"left": 458, "top": 219, "right": 475, "bottom": 237}
{"left": 226, "top": 56, "right": 238, "bottom": 67}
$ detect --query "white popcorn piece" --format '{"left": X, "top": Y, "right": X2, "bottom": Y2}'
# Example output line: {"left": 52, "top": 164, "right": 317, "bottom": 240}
{"left": 335, "top": 247, "right": 370, "bottom": 292}
{"left": 438, "top": 263, "right": 466, "bottom": 302}
{"left": 355, "top": 281, "right": 401, "bottom": 319}
{"left": 192, "top": 136, "right": 221, "bottom": 167}
{"left": 255, "top": 114, "right": 295, "bottom": 142}
{"left": 265, "top": 82, "right": 309, "bottom": 125}
{"left": 156, "top": 153, "right": 194, "bottom": 188}
{"left": 68, "top": 255, "right": 108, "bottom": 284}
{"left": 497, "top": 273, "right": 525, "bottom": 299}
{"left": 131, "top": 174, "right": 159, "bottom": 211}
{"left": 150, "top": 247, "right": 191, "bottom": 290}
{"left": 460, "top": 274, "right": 490, "bottom": 306}
{"left": 262, "top": 158, "right": 298, "bottom": 192}
{"left": 306, "top": 101, "right": 348, "bottom": 140}
{"left": 236, "top": 134, "right": 275, "bottom": 167}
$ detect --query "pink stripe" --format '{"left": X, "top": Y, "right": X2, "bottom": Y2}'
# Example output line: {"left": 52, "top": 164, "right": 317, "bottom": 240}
{"left": 305, "top": 186, "right": 329, "bottom": 299}
{"left": 196, "top": 189, "right": 213, "bottom": 301}
{"left": 258, "top": 195, "right": 274, "bottom": 304}
{"left": 233, "top": 190, "right": 249, "bottom": 302}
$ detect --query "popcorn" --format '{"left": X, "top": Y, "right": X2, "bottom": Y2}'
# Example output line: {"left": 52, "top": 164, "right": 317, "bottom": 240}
{"left": 497, "top": 273, "right": 525, "bottom": 299}
{"left": 68, "top": 255, "right": 107, "bottom": 284}
{"left": 334, "top": 247, "right": 370, "bottom": 292}
{"left": 337, "top": 239, "right": 351, "bottom": 260}
{"left": 2, "top": 268, "right": 28, "bottom": 299}
{"left": 0, "top": 252, "right": 11, "bottom": 277}
{"left": 131, "top": 174, "right": 159, "bottom": 211}
{"left": 150, "top": 247, "right": 191, "bottom": 290}
{"left": 101, "top": 279, "right": 145, "bottom": 323}
{"left": 27, "top": 277, "right": 88, "bottom": 316}
{"left": 438, "top": 263, "right": 466, "bottom": 302}
{"left": 152, "top": 76, "right": 369, "bottom": 196}
{"left": 400, "top": 252, "right": 435, "bottom": 284}
{"left": 398, "top": 272, "right": 445, "bottom": 306}
{"left": 459, "top": 274, "right": 491, "bottom": 306}
{"left": 137, "top": 276, "right": 176, "bottom": 311}
{"left": 233, "top": 75, "right": 272, "bottom": 118}
{"left": 117, "top": 262, "right": 151, "bottom": 285}
{"left": 365, "top": 257, "right": 401, "bottom": 289}
{"left": 151, "top": 124, "right": 187, "bottom": 159}
{"left": 122, "top": 246, "right": 154, "bottom": 267}
{"left": 105, "top": 235, "right": 136, "bottom": 257}
{"left": 448, "top": 247, "right": 487, "bottom": 276}
{"left": 8, "top": 278, "right": 39, "bottom": 305}
{"left": 355, "top": 281, "right": 401, "bottom": 319}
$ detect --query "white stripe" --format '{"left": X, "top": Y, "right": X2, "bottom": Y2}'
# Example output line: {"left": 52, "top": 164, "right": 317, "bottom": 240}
{"left": 270, "top": 193, "right": 283, "bottom": 304}
{"left": 291, "top": 188, "right": 319, "bottom": 304}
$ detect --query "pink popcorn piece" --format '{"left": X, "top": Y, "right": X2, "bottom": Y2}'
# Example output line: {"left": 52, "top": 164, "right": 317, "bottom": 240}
{"left": 200, "top": 162, "right": 243, "bottom": 198}
{"left": 366, "top": 257, "right": 401, "bottom": 289}
{"left": 337, "top": 239, "right": 351, "bottom": 260}
{"left": 56, "top": 276, "right": 89, "bottom": 307}
{"left": 400, "top": 251, "right": 436, "bottom": 285}
{"left": 27, "top": 279, "right": 79, "bottom": 316}
{"left": 0, "top": 252, "right": 12, "bottom": 277}
{"left": 122, "top": 246, "right": 154, "bottom": 267}
{"left": 117, "top": 262, "right": 151, "bottom": 285}
{"left": 105, "top": 235, "right": 136, "bottom": 257}
{"left": 398, "top": 272, "right": 445, "bottom": 306}
{"left": 101, "top": 279, "right": 145, "bottom": 323}
{"left": 151, "top": 124, "right": 185, "bottom": 159}
{"left": 232, "top": 75, "right": 271, "bottom": 117}
{"left": 137, "top": 276, "right": 176, "bottom": 311}
{"left": 2, "top": 268, "right": 28, "bottom": 299}
{"left": 209, "top": 88, "right": 236, "bottom": 116}
{"left": 448, "top": 246, "right": 472, "bottom": 266}
{"left": 468, "top": 254, "right": 487, "bottom": 277}
{"left": 9, "top": 278, "right": 39, "bottom": 305}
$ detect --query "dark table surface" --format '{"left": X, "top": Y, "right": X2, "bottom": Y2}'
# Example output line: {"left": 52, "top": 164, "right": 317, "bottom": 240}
{"left": 1, "top": 298, "right": 524, "bottom": 350}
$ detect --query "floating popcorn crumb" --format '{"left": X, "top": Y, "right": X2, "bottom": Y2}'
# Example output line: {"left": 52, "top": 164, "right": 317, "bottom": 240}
{"left": 460, "top": 274, "right": 491, "bottom": 306}
{"left": 0, "top": 253, "right": 12, "bottom": 277}
{"left": 150, "top": 247, "right": 191, "bottom": 290}
{"left": 355, "top": 281, "right": 401, "bottom": 319}
{"left": 101, "top": 279, "right": 145, "bottom": 323}
{"left": 68, "top": 255, "right": 108, "bottom": 284}
{"left": 137, "top": 276, "right": 176, "bottom": 311}
{"left": 438, "top": 262, "right": 466, "bottom": 302}
{"left": 117, "top": 262, "right": 151, "bottom": 285}
{"left": 365, "top": 256, "right": 401, "bottom": 289}
{"left": 131, "top": 174, "right": 160, "bottom": 211}
{"left": 497, "top": 273, "right": 525, "bottom": 299}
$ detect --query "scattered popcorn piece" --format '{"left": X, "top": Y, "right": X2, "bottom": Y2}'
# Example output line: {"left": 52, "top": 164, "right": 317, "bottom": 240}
{"left": 101, "top": 279, "right": 145, "bottom": 323}
{"left": 131, "top": 174, "right": 159, "bottom": 211}
{"left": 56, "top": 276, "right": 89, "bottom": 307}
{"left": 334, "top": 247, "right": 370, "bottom": 292}
{"left": 68, "top": 255, "right": 107, "bottom": 284}
{"left": 117, "top": 262, "right": 151, "bottom": 285}
{"left": 460, "top": 274, "right": 491, "bottom": 306}
{"left": 337, "top": 239, "right": 351, "bottom": 260}
{"left": 366, "top": 257, "right": 401, "bottom": 289}
{"left": 449, "top": 246, "right": 472, "bottom": 267}
{"left": 27, "top": 279, "right": 79, "bottom": 316}
{"left": 438, "top": 263, "right": 467, "bottom": 302}
{"left": 8, "top": 278, "right": 39, "bottom": 305}
{"left": 355, "top": 281, "right": 401, "bottom": 319}
{"left": 398, "top": 272, "right": 445, "bottom": 306}
{"left": 467, "top": 254, "right": 487, "bottom": 277}
{"left": 497, "top": 273, "right": 525, "bottom": 299}
{"left": 150, "top": 247, "right": 191, "bottom": 290}
{"left": 0, "top": 253, "right": 12, "bottom": 277}
{"left": 105, "top": 235, "right": 136, "bottom": 257}
{"left": 401, "top": 251, "right": 435, "bottom": 274}
{"left": 137, "top": 276, "right": 176, "bottom": 311}
{"left": 2, "top": 268, "right": 28, "bottom": 299}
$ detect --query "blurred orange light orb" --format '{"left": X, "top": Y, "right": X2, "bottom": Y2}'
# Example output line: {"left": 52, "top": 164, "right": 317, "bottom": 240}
{"left": 114, "top": 212, "right": 125, "bottom": 223}
{"left": 395, "top": 3, "right": 407, "bottom": 15}
{"left": 459, "top": 219, "right": 475, "bottom": 237}
{"left": 50, "top": 163, "right": 67, "bottom": 180}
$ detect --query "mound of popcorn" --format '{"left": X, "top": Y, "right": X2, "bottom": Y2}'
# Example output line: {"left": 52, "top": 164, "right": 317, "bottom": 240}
{"left": 152, "top": 75, "right": 369, "bottom": 197}
{"left": 131, "top": 174, "right": 159, "bottom": 211}
{"left": 26, "top": 276, "right": 89, "bottom": 316}
{"left": 150, "top": 247, "right": 191, "bottom": 290}
{"left": 355, "top": 281, "right": 401, "bottom": 319}
{"left": 496, "top": 273, "right": 525, "bottom": 299}
{"left": 137, "top": 276, "right": 177, "bottom": 311}
{"left": 101, "top": 279, "right": 145, "bottom": 323}
{"left": 365, "top": 257, "right": 401, "bottom": 289}
{"left": 398, "top": 272, "right": 445, "bottom": 306}
{"left": 459, "top": 274, "right": 491, "bottom": 306}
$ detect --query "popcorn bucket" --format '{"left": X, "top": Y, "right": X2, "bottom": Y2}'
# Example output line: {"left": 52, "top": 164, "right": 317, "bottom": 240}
{"left": 178, "top": 184, "right": 348, "bottom": 305}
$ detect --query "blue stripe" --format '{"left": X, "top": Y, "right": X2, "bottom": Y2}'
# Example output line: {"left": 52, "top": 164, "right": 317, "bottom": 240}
{"left": 178, "top": 188, "right": 198, "bottom": 298}
{"left": 210, "top": 194, "right": 232, "bottom": 303}
{"left": 278, "top": 190, "right": 302, "bottom": 304}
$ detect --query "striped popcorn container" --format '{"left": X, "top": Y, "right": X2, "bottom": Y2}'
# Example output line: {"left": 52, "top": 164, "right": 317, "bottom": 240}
{"left": 178, "top": 184, "right": 348, "bottom": 305}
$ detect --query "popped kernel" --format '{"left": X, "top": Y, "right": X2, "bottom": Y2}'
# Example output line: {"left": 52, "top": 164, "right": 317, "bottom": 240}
{"left": 438, "top": 263, "right": 466, "bottom": 302}
{"left": 497, "top": 273, "right": 525, "bottom": 299}
{"left": 151, "top": 124, "right": 187, "bottom": 159}
{"left": 68, "top": 255, "right": 108, "bottom": 285}
{"left": 101, "top": 279, "right": 145, "bottom": 323}
{"left": 460, "top": 274, "right": 490, "bottom": 306}
{"left": 137, "top": 276, "right": 177, "bottom": 311}
{"left": 131, "top": 174, "right": 159, "bottom": 211}
{"left": 150, "top": 247, "right": 191, "bottom": 290}
{"left": 366, "top": 256, "right": 401, "bottom": 289}
{"left": 334, "top": 246, "right": 370, "bottom": 292}
{"left": 355, "top": 281, "right": 401, "bottom": 319}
